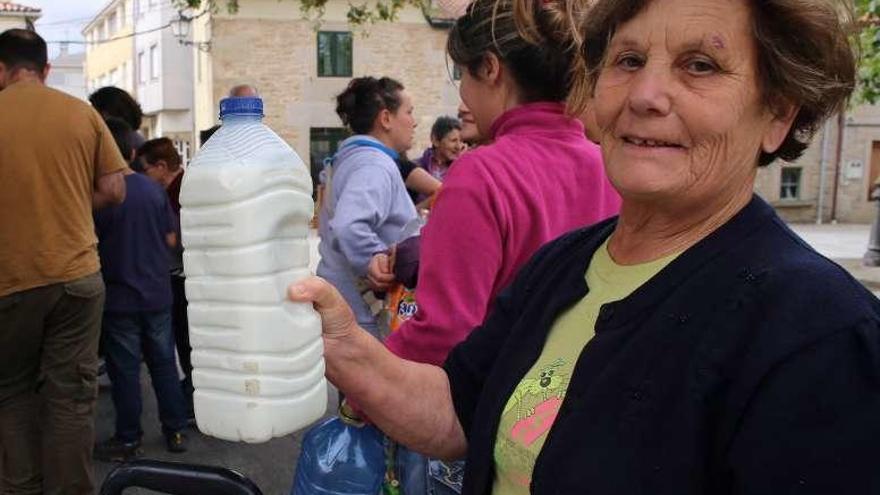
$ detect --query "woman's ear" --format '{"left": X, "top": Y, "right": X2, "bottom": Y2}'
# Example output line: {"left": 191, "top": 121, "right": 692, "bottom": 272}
{"left": 481, "top": 52, "right": 503, "bottom": 87}
{"left": 378, "top": 108, "right": 393, "bottom": 132}
{"left": 761, "top": 103, "right": 799, "bottom": 155}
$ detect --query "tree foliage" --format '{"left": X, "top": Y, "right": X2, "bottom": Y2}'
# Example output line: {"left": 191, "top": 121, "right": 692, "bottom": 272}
{"left": 175, "top": 0, "right": 428, "bottom": 24}
{"left": 856, "top": 0, "right": 880, "bottom": 104}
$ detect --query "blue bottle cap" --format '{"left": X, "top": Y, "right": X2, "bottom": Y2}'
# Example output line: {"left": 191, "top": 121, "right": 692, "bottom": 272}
{"left": 219, "top": 96, "right": 264, "bottom": 118}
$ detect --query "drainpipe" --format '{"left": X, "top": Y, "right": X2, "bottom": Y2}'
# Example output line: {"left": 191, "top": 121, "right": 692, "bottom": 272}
{"left": 816, "top": 122, "right": 831, "bottom": 224}
{"left": 830, "top": 111, "right": 846, "bottom": 223}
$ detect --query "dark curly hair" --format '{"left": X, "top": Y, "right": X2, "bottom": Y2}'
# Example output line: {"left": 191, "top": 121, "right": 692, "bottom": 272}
{"left": 89, "top": 86, "right": 144, "bottom": 130}
{"left": 582, "top": 0, "right": 857, "bottom": 166}
{"left": 335, "top": 77, "right": 405, "bottom": 135}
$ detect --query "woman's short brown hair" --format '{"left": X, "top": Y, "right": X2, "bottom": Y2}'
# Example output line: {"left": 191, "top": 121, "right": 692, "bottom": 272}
{"left": 582, "top": 0, "right": 857, "bottom": 166}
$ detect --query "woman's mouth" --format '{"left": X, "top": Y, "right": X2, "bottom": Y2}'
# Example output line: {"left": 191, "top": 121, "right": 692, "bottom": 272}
{"left": 623, "top": 136, "right": 684, "bottom": 148}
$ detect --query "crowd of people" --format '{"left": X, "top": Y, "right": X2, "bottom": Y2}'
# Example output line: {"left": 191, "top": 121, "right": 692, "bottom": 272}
{"left": 3, "top": 0, "right": 880, "bottom": 492}
{"left": 0, "top": 25, "right": 274, "bottom": 492}
{"left": 0, "top": 27, "right": 202, "bottom": 493}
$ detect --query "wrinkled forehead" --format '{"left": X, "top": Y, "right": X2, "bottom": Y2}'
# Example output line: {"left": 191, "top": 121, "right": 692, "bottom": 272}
{"left": 608, "top": 0, "right": 755, "bottom": 55}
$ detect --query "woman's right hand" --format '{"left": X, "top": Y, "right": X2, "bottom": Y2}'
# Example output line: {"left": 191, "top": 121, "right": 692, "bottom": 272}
{"left": 367, "top": 251, "right": 396, "bottom": 291}
{"left": 288, "top": 276, "right": 360, "bottom": 342}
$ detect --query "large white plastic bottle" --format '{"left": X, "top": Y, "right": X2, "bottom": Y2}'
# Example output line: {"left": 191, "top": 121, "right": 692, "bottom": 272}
{"left": 180, "top": 96, "right": 326, "bottom": 443}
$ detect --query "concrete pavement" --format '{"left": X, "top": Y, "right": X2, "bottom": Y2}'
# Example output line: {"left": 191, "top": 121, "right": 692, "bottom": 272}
{"left": 788, "top": 222, "right": 880, "bottom": 291}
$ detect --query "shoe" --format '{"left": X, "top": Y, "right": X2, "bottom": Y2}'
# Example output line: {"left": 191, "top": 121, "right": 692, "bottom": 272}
{"left": 165, "top": 431, "right": 188, "bottom": 453}
{"left": 94, "top": 437, "right": 142, "bottom": 462}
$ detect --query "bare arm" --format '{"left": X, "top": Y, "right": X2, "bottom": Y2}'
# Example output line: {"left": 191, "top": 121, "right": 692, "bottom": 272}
{"left": 405, "top": 167, "right": 441, "bottom": 197}
{"left": 92, "top": 170, "right": 126, "bottom": 210}
{"left": 289, "top": 277, "right": 467, "bottom": 460}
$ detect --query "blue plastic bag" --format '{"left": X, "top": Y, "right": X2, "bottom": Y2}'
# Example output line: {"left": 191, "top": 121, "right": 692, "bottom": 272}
{"left": 291, "top": 414, "right": 386, "bottom": 495}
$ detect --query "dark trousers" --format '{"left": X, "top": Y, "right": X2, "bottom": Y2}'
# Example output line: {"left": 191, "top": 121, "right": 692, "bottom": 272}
{"left": 101, "top": 310, "right": 188, "bottom": 442}
{"left": 0, "top": 272, "right": 104, "bottom": 495}
{"left": 170, "top": 275, "right": 193, "bottom": 411}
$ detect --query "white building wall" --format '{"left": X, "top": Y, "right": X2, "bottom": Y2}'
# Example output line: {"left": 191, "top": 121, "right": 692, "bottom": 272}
{"left": 133, "top": 0, "right": 193, "bottom": 139}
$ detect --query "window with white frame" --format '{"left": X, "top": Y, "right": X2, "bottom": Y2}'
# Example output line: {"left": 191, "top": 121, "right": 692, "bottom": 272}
{"left": 138, "top": 51, "right": 146, "bottom": 84}
{"left": 108, "top": 12, "right": 117, "bottom": 36}
{"left": 780, "top": 167, "right": 802, "bottom": 200}
{"left": 149, "top": 45, "right": 159, "bottom": 80}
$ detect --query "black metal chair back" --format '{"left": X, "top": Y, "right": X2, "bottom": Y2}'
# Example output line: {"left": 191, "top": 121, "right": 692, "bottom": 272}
{"left": 99, "top": 459, "right": 263, "bottom": 495}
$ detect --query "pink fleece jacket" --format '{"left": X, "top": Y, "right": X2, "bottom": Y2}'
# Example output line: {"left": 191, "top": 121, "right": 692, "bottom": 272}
{"left": 384, "top": 102, "right": 621, "bottom": 366}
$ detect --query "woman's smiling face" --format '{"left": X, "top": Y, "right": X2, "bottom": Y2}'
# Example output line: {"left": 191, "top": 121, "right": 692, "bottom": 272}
{"left": 593, "top": 0, "right": 795, "bottom": 208}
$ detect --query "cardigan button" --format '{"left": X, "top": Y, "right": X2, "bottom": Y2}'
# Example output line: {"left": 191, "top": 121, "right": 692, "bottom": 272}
{"left": 598, "top": 305, "right": 614, "bottom": 321}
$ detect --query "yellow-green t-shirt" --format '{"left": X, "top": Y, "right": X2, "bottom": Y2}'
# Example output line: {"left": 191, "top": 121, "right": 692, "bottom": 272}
{"left": 491, "top": 238, "right": 679, "bottom": 494}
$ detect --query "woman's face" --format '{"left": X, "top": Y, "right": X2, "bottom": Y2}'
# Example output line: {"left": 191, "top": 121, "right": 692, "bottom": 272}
{"left": 593, "top": 0, "right": 795, "bottom": 208}
{"left": 385, "top": 90, "right": 417, "bottom": 153}
{"left": 457, "top": 101, "right": 481, "bottom": 144}
{"left": 458, "top": 63, "right": 502, "bottom": 139}
{"left": 433, "top": 129, "right": 463, "bottom": 164}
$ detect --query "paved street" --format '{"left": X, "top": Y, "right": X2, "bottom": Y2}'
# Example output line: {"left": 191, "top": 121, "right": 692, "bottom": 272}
{"left": 788, "top": 222, "right": 870, "bottom": 260}
{"left": 93, "top": 379, "right": 338, "bottom": 494}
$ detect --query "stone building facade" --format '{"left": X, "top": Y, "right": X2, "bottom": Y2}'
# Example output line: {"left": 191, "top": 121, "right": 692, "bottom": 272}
{"left": 191, "top": 0, "right": 460, "bottom": 185}
{"left": 754, "top": 103, "right": 880, "bottom": 224}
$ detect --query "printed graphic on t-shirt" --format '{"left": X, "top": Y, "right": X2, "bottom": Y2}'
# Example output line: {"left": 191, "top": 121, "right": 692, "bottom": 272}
{"left": 496, "top": 357, "right": 570, "bottom": 488}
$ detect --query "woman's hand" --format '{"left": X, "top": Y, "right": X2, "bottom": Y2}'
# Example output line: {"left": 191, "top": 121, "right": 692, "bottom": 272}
{"left": 367, "top": 251, "right": 396, "bottom": 291}
{"left": 288, "top": 276, "right": 360, "bottom": 342}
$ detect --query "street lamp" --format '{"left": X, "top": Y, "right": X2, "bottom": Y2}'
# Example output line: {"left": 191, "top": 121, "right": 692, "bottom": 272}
{"left": 170, "top": 10, "right": 210, "bottom": 52}
{"left": 865, "top": 185, "right": 880, "bottom": 266}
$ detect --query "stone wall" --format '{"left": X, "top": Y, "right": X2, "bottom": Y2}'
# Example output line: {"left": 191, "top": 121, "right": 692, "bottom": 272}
{"left": 204, "top": 10, "right": 459, "bottom": 166}
{"left": 754, "top": 107, "right": 880, "bottom": 224}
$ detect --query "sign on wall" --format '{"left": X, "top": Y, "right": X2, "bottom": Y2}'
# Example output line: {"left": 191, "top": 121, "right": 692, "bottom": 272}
{"left": 845, "top": 159, "right": 864, "bottom": 180}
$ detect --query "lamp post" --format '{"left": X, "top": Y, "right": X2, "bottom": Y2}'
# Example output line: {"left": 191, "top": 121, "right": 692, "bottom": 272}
{"left": 865, "top": 184, "right": 880, "bottom": 266}
{"left": 170, "top": 10, "right": 210, "bottom": 52}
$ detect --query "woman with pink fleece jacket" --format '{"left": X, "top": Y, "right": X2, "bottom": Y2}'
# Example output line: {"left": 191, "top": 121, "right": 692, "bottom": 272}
{"left": 357, "top": 1, "right": 621, "bottom": 492}
{"left": 384, "top": 102, "right": 620, "bottom": 366}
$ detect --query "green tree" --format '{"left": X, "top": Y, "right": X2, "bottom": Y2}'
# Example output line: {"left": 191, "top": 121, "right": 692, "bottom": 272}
{"left": 856, "top": 0, "right": 880, "bottom": 104}
{"left": 176, "top": 0, "right": 429, "bottom": 24}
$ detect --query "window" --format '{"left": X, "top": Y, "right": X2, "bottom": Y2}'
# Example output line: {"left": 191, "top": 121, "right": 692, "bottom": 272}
{"left": 107, "top": 12, "right": 117, "bottom": 36}
{"left": 149, "top": 44, "right": 159, "bottom": 80}
{"left": 138, "top": 51, "right": 146, "bottom": 83}
{"left": 309, "top": 127, "right": 350, "bottom": 197}
{"left": 780, "top": 167, "right": 802, "bottom": 200}
{"left": 317, "top": 31, "right": 352, "bottom": 77}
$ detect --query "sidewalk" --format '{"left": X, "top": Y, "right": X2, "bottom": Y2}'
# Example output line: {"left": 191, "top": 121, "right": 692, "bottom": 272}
{"left": 788, "top": 223, "right": 880, "bottom": 292}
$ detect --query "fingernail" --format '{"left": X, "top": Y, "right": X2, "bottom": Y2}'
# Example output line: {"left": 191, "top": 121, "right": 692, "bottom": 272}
{"left": 290, "top": 284, "right": 306, "bottom": 297}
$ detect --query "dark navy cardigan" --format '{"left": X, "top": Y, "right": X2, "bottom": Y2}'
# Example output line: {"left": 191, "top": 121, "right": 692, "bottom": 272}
{"left": 444, "top": 195, "right": 880, "bottom": 495}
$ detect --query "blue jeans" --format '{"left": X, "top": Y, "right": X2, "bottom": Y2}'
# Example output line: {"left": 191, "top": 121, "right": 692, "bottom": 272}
{"left": 397, "top": 444, "right": 464, "bottom": 495}
{"left": 101, "top": 310, "right": 188, "bottom": 442}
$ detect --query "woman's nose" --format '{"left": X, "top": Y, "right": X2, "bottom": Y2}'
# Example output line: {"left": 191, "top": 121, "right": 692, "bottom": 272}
{"left": 627, "top": 67, "right": 673, "bottom": 117}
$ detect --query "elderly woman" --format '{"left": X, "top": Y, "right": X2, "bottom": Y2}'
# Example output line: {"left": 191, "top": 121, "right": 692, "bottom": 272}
{"left": 291, "top": 0, "right": 880, "bottom": 493}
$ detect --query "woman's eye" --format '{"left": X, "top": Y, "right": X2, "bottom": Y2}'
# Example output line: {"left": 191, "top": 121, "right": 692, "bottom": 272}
{"left": 613, "top": 53, "right": 643, "bottom": 71}
{"left": 684, "top": 58, "right": 718, "bottom": 75}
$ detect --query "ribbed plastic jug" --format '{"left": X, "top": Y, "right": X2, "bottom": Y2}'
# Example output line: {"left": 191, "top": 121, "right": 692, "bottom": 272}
{"left": 180, "top": 96, "right": 326, "bottom": 443}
